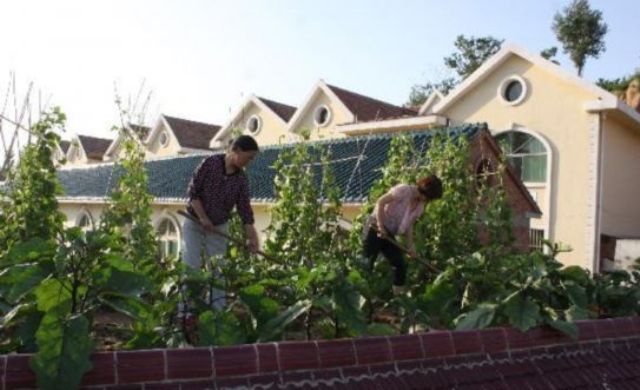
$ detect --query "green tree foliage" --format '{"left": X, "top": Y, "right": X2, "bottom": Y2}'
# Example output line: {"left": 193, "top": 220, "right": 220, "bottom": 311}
{"left": 0, "top": 109, "right": 158, "bottom": 389}
{"left": 406, "top": 78, "right": 458, "bottom": 108}
{"left": 263, "top": 139, "right": 369, "bottom": 339}
{"left": 99, "top": 128, "right": 161, "bottom": 280}
{"left": 0, "top": 108, "right": 66, "bottom": 252}
{"left": 552, "top": 0, "right": 608, "bottom": 76}
{"left": 407, "top": 35, "right": 502, "bottom": 106}
{"left": 444, "top": 35, "right": 504, "bottom": 79}
{"left": 540, "top": 47, "right": 560, "bottom": 65}
{"left": 596, "top": 69, "right": 640, "bottom": 97}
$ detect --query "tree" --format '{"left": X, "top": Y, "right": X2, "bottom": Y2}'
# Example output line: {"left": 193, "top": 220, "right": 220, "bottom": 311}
{"left": 406, "top": 78, "right": 457, "bottom": 108}
{"left": 552, "top": 0, "right": 608, "bottom": 76}
{"left": 407, "top": 35, "right": 503, "bottom": 106}
{"left": 540, "top": 47, "right": 560, "bottom": 65}
{"left": 444, "top": 35, "right": 504, "bottom": 79}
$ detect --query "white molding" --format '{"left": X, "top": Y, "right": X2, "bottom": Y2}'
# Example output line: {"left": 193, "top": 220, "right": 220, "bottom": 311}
{"left": 245, "top": 114, "right": 263, "bottom": 135}
{"left": 313, "top": 104, "right": 332, "bottom": 127}
{"left": 66, "top": 136, "right": 88, "bottom": 163}
{"left": 493, "top": 126, "right": 553, "bottom": 243}
{"left": 75, "top": 207, "right": 95, "bottom": 228}
{"left": 177, "top": 146, "right": 213, "bottom": 154}
{"left": 432, "top": 43, "right": 619, "bottom": 115}
{"left": 337, "top": 115, "right": 448, "bottom": 135}
{"left": 585, "top": 113, "right": 604, "bottom": 272}
{"left": 285, "top": 80, "right": 356, "bottom": 134}
{"left": 584, "top": 98, "right": 640, "bottom": 130}
{"left": 497, "top": 75, "right": 528, "bottom": 106}
{"left": 211, "top": 94, "right": 290, "bottom": 147}
{"left": 418, "top": 90, "right": 444, "bottom": 115}
{"left": 102, "top": 133, "right": 122, "bottom": 160}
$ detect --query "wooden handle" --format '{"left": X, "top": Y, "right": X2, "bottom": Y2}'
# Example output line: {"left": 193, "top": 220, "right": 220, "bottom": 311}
{"left": 177, "top": 209, "right": 282, "bottom": 264}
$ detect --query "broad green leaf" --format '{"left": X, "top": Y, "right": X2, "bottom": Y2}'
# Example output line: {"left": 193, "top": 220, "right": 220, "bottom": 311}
{"left": 31, "top": 313, "right": 94, "bottom": 390}
{"left": 13, "top": 309, "right": 43, "bottom": 353}
{"left": 197, "top": 310, "right": 247, "bottom": 346}
{"left": 2, "top": 262, "right": 53, "bottom": 303}
{"left": 4, "top": 238, "right": 56, "bottom": 265}
{"left": 364, "top": 323, "right": 396, "bottom": 336}
{"left": 502, "top": 292, "right": 541, "bottom": 331}
{"left": 562, "top": 282, "right": 587, "bottom": 308}
{"left": 565, "top": 305, "right": 591, "bottom": 322}
{"left": 455, "top": 304, "right": 496, "bottom": 330}
{"left": 240, "top": 284, "right": 279, "bottom": 327}
{"left": 35, "top": 278, "right": 71, "bottom": 315}
{"left": 98, "top": 294, "right": 152, "bottom": 322}
{"left": 258, "top": 299, "right": 311, "bottom": 342}
{"left": 101, "top": 267, "right": 151, "bottom": 296}
{"left": 547, "top": 320, "right": 578, "bottom": 340}
{"left": 559, "top": 266, "right": 589, "bottom": 284}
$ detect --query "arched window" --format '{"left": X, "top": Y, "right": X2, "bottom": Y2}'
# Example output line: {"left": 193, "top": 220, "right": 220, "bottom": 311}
{"left": 77, "top": 212, "right": 93, "bottom": 233}
{"left": 157, "top": 217, "right": 179, "bottom": 260}
{"left": 495, "top": 131, "right": 547, "bottom": 183}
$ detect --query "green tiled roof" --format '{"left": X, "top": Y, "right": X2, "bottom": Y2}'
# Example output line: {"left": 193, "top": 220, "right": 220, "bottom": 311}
{"left": 57, "top": 124, "right": 482, "bottom": 203}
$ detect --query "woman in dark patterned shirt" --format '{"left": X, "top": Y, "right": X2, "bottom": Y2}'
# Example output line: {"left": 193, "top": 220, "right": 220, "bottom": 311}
{"left": 182, "top": 135, "right": 260, "bottom": 271}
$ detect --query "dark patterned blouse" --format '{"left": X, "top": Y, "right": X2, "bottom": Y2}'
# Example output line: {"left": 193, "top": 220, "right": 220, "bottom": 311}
{"left": 187, "top": 154, "right": 254, "bottom": 225}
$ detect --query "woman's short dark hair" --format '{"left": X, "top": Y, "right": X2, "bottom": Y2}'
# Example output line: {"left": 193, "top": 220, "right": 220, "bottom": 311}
{"left": 231, "top": 135, "right": 259, "bottom": 152}
{"left": 417, "top": 175, "right": 443, "bottom": 200}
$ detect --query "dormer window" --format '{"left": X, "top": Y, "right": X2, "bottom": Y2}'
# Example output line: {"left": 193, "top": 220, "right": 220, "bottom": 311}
{"left": 245, "top": 115, "right": 262, "bottom": 134}
{"left": 313, "top": 105, "right": 331, "bottom": 127}
{"left": 498, "top": 75, "right": 528, "bottom": 106}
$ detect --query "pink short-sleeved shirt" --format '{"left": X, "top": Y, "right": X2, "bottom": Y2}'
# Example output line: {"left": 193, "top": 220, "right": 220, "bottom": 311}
{"left": 370, "top": 184, "right": 425, "bottom": 235}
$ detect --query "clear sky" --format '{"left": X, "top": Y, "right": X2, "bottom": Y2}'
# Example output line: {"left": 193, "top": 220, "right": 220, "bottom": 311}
{"left": 1, "top": 0, "right": 637, "bottom": 140}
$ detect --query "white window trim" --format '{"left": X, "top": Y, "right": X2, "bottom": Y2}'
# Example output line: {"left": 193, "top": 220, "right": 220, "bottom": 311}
{"left": 497, "top": 75, "right": 528, "bottom": 106}
{"left": 313, "top": 105, "right": 332, "bottom": 127}
{"left": 159, "top": 130, "right": 170, "bottom": 148}
{"left": 75, "top": 209, "right": 94, "bottom": 231}
{"left": 245, "top": 115, "right": 262, "bottom": 135}
{"left": 495, "top": 127, "right": 553, "bottom": 244}
{"left": 155, "top": 213, "right": 181, "bottom": 258}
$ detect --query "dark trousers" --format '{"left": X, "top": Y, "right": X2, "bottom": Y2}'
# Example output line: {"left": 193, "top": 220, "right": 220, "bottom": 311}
{"left": 363, "top": 227, "right": 407, "bottom": 286}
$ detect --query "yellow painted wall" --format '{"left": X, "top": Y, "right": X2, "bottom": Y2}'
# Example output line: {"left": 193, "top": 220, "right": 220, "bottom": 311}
{"left": 600, "top": 117, "right": 640, "bottom": 237}
{"left": 146, "top": 123, "right": 182, "bottom": 158}
{"left": 59, "top": 202, "right": 365, "bottom": 254}
{"left": 237, "top": 102, "right": 290, "bottom": 146}
{"left": 442, "top": 54, "right": 600, "bottom": 268}
{"left": 291, "top": 91, "right": 350, "bottom": 141}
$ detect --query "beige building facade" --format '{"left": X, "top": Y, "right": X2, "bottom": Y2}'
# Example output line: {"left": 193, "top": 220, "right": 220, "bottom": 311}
{"left": 56, "top": 44, "right": 640, "bottom": 271}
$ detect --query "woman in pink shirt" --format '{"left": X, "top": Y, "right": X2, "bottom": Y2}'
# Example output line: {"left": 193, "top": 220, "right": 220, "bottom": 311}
{"left": 364, "top": 175, "right": 443, "bottom": 294}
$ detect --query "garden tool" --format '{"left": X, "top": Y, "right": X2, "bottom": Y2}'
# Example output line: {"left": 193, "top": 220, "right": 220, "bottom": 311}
{"left": 177, "top": 209, "right": 282, "bottom": 264}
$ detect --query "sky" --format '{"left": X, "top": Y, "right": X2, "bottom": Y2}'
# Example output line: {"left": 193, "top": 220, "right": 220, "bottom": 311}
{"left": 0, "top": 0, "right": 637, "bottom": 140}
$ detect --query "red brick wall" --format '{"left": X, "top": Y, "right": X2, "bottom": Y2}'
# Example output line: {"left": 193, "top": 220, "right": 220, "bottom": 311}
{"left": 470, "top": 130, "right": 538, "bottom": 252}
{"left": 2, "top": 317, "right": 639, "bottom": 389}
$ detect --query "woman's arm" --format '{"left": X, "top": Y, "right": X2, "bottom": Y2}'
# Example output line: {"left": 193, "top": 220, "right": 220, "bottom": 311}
{"left": 404, "top": 223, "right": 416, "bottom": 258}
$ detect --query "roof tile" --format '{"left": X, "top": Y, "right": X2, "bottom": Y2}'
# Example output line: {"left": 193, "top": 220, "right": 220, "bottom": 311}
{"left": 77, "top": 135, "right": 113, "bottom": 160}
{"left": 257, "top": 97, "right": 297, "bottom": 122}
{"left": 327, "top": 84, "right": 417, "bottom": 122}
{"left": 163, "top": 115, "right": 220, "bottom": 150}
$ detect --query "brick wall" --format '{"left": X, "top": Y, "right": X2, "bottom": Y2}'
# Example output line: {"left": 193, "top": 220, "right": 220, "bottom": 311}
{"left": 2, "top": 317, "right": 639, "bottom": 389}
